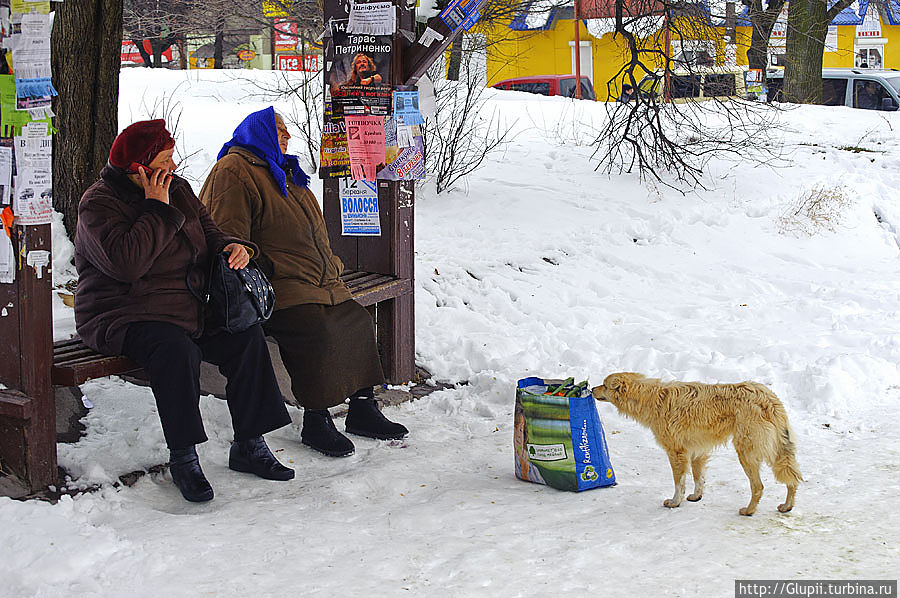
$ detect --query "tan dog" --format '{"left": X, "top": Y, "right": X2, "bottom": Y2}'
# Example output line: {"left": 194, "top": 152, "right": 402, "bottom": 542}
{"left": 592, "top": 372, "right": 802, "bottom": 515}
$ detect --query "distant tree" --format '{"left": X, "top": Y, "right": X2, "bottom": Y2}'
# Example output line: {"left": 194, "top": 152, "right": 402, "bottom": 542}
{"left": 124, "top": 0, "right": 187, "bottom": 67}
{"left": 51, "top": 0, "right": 124, "bottom": 237}
{"left": 742, "top": 0, "right": 785, "bottom": 76}
{"left": 590, "top": 0, "right": 784, "bottom": 190}
{"left": 782, "top": 0, "right": 855, "bottom": 103}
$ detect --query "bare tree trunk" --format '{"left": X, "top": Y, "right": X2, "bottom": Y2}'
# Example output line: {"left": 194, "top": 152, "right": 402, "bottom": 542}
{"left": 783, "top": 0, "right": 853, "bottom": 103}
{"left": 177, "top": 38, "right": 187, "bottom": 69}
{"left": 214, "top": 16, "right": 225, "bottom": 69}
{"left": 746, "top": 0, "right": 784, "bottom": 75}
{"left": 51, "top": 0, "right": 123, "bottom": 238}
{"left": 133, "top": 37, "right": 152, "bottom": 67}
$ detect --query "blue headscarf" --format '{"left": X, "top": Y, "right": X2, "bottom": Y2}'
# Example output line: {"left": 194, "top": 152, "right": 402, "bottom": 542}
{"left": 217, "top": 106, "right": 309, "bottom": 196}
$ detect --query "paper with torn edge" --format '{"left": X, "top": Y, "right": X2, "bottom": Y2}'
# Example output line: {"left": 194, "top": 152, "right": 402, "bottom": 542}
{"left": 13, "top": 127, "right": 52, "bottom": 225}
{"left": 344, "top": 115, "right": 385, "bottom": 181}
{"left": 416, "top": 27, "right": 444, "bottom": 48}
{"left": 347, "top": 1, "right": 395, "bottom": 35}
{"left": 10, "top": 13, "right": 57, "bottom": 111}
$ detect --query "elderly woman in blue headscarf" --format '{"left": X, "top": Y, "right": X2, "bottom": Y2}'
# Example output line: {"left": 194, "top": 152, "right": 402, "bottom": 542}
{"left": 200, "top": 107, "right": 407, "bottom": 458}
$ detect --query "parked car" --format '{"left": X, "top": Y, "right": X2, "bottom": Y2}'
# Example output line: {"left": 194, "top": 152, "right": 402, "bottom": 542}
{"left": 766, "top": 68, "right": 900, "bottom": 111}
{"left": 491, "top": 75, "right": 596, "bottom": 100}
{"left": 637, "top": 67, "right": 750, "bottom": 102}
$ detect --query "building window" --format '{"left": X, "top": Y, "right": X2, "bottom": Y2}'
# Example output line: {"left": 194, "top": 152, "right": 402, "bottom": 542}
{"left": 855, "top": 47, "right": 883, "bottom": 69}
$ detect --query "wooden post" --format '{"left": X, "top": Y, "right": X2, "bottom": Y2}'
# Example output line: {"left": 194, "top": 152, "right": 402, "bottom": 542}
{"left": 321, "top": 0, "right": 482, "bottom": 383}
{"left": 321, "top": 0, "right": 416, "bottom": 384}
{"left": 0, "top": 223, "right": 56, "bottom": 493}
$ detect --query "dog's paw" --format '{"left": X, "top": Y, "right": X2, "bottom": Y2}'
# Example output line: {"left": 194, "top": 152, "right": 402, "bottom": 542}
{"left": 739, "top": 506, "right": 756, "bottom": 516}
{"left": 663, "top": 499, "right": 682, "bottom": 508}
{"left": 777, "top": 503, "right": 793, "bottom": 513}
{"left": 686, "top": 493, "right": 703, "bottom": 502}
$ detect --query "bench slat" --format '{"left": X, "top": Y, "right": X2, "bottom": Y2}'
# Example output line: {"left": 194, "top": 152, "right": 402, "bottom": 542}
{"left": 52, "top": 270, "right": 412, "bottom": 386}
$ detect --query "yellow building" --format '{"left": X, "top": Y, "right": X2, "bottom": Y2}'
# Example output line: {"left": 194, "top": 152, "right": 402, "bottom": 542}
{"left": 484, "top": 3, "right": 729, "bottom": 101}
{"left": 484, "top": 0, "right": 900, "bottom": 101}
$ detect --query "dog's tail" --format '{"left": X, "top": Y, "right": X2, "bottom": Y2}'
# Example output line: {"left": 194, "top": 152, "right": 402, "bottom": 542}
{"left": 771, "top": 411, "right": 803, "bottom": 486}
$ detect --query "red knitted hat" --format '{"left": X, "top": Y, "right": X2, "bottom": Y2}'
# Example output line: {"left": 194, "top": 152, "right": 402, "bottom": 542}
{"left": 109, "top": 119, "right": 175, "bottom": 170}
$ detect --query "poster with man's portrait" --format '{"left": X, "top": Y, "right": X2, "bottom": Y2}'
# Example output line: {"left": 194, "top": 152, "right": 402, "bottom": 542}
{"left": 326, "top": 19, "right": 393, "bottom": 118}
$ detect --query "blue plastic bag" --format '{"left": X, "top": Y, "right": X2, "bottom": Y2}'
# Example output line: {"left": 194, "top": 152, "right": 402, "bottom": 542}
{"left": 515, "top": 376, "right": 616, "bottom": 492}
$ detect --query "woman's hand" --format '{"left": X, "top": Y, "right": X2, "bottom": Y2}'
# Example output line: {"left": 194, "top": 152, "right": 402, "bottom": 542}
{"left": 139, "top": 167, "right": 173, "bottom": 204}
{"left": 223, "top": 243, "right": 250, "bottom": 270}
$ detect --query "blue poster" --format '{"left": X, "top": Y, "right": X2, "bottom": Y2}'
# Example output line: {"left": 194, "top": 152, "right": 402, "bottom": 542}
{"left": 339, "top": 178, "right": 381, "bottom": 236}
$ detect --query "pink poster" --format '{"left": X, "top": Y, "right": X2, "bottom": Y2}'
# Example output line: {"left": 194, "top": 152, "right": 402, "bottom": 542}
{"left": 344, "top": 115, "right": 385, "bottom": 181}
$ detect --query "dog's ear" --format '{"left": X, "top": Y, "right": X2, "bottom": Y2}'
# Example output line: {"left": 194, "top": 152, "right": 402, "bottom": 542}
{"left": 604, "top": 373, "right": 625, "bottom": 392}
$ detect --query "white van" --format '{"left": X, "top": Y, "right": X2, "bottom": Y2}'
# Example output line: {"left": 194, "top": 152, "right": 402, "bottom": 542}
{"left": 767, "top": 68, "right": 900, "bottom": 111}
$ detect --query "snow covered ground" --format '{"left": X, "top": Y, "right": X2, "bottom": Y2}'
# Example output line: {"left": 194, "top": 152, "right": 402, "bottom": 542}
{"left": 3, "top": 69, "right": 900, "bottom": 596}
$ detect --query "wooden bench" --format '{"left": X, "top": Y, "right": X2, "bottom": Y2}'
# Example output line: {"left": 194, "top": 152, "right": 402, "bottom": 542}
{"left": 51, "top": 270, "right": 413, "bottom": 388}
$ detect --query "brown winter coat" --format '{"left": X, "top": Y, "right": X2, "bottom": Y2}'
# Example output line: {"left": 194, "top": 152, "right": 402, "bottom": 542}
{"left": 74, "top": 165, "right": 249, "bottom": 356}
{"left": 199, "top": 146, "right": 352, "bottom": 309}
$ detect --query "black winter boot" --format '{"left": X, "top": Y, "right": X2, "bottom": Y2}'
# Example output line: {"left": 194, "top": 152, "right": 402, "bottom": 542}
{"left": 229, "top": 436, "right": 295, "bottom": 481}
{"left": 169, "top": 446, "right": 214, "bottom": 503}
{"left": 301, "top": 409, "right": 355, "bottom": 457}
{"left": 345, "top": 397, "right": 409, "bottom": 440}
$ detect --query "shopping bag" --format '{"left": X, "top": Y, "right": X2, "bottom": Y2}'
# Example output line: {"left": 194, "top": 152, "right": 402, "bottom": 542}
{"left": 514, "top": 376, "right": 616, "bottom": 492}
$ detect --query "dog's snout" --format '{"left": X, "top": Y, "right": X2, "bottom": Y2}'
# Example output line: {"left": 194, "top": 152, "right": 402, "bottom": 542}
{"left": 591, "top": 385, "right": 606, "bottom": 400}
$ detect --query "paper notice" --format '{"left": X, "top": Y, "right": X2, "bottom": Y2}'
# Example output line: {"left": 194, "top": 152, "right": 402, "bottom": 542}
{"left": 13, "top": 130, "right": 52, "bottom": 225}
{"left": 416, "top": 27, "right": 444, "bottom": 48}
{"left": 339, "top": 178, "right": 381, "bottom": 236}
{"left": 393, "top": 90, "right": 426, "bottom": 125}
{"left": 0, "top": 147, "right": 12, "bottom": 205}
{"left": 344, "top": 115, "right": 385, "bottom": 181}
{"left": 347, "top": 1, "right": 395, "bottom": 35}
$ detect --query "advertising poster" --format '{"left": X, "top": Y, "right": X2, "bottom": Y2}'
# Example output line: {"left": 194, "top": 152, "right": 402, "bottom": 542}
{"left": 339, "top": 178, "right": 381, "bottom": 236}
{"left": 274, "top": 19, "right": 297, "bottom": 52}
{"left": 439, "top": 0, "right": 483, "bottom": 31}
{"left": 319, "top": 108, "right": 351, "bottom": 179}
{"left": 344, "top": 115, "right": 385, "bottom": 181}
{"left": 377, "top": 117, "right": 425, "bottom": 181}
{"left": 326, "top": 18, "right": 392, "bottom": 118}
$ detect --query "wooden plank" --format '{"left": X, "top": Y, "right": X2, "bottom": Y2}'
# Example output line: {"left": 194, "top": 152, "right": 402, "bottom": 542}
{"left": 353, "top": 279, "right": 412, "bottom": 307}
{"left": 0, "top": 390, "right": 33, "bottom": 420}
{"left": 47, "top": 268, "right": 410, "bottom": 386}
{"left": 18, "top": 224, "right": 56, "bottom": 490}
{"left": 51, "top": 357, "right": 139, "bottom": 387}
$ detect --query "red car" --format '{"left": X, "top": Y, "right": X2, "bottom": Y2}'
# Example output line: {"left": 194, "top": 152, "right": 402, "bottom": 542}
{"left": 491, "top": 74, "right": 596, "bottom": 100}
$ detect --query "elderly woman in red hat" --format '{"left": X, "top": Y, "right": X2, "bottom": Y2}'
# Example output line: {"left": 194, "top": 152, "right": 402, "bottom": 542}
{"left": 74, "top": 119, "right": 294, "bottom": 503}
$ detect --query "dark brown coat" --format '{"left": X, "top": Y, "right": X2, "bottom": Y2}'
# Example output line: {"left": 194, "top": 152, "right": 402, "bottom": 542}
{"left": 199, "top": 146, "right": 352, "bottom": 310}
{"left": 74, "top": 165, "right": 247, "bottom": 355}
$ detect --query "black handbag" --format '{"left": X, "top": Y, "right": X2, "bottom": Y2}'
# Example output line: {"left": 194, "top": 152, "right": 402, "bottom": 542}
{"left": 203, "top": 251, "right": 275, "bottom": 334}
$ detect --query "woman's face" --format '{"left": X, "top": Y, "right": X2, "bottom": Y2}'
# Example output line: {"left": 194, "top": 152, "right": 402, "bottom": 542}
{"left": 274, "top": 115, "right": 291, "bottom": 154}
{"left": 147, "top": 147, "right": 177, "bottom": 173}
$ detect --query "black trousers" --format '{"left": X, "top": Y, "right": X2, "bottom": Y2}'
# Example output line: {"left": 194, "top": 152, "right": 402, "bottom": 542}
{"left": 122, "top": 321, "right": 292, "bottom": 449}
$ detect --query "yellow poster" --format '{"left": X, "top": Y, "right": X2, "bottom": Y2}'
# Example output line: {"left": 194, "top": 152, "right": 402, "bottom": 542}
{"left": 10, "top": 0, "right": 51, "bottom": 14}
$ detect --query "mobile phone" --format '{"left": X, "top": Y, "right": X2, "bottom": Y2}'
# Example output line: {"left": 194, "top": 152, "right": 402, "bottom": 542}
{"left": 129, "top": 162, "right": 153, "bottom": 175}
